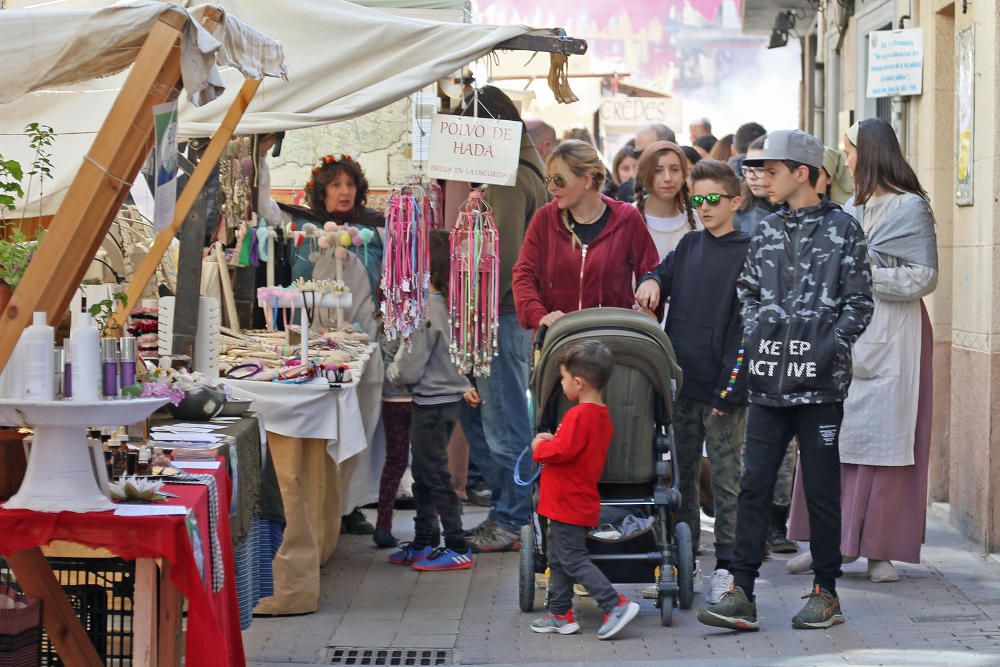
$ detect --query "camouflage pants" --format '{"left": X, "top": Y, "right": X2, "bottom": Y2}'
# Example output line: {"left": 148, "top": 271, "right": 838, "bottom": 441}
{"left": 673, "top": 395, "right": 746, "bottom": 562}
{"left": 772, "top": 438, "right": 798, "bottom": 507}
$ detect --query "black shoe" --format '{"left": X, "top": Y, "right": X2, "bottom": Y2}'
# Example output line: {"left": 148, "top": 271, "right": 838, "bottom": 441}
{"left": 466, "top": 479, "right": 493, "bottom": 508}
{"left": 342, "top": 508, "right": 375, "bottom": 535}
{"left": 767, "top": 505, "right": 798, "bottom": 554}
{"left": 373, "top": 527, "right": 398, "bottom": 548}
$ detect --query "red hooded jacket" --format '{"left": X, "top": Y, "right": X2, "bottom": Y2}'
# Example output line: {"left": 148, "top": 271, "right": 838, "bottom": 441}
{"left": 513, "top": 196, "right": 661, "bottom": 330}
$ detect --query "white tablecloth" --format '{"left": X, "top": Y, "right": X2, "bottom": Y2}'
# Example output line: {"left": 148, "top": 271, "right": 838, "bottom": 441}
{"left": 225, "top": 344, "right": 385, "bottom": 509}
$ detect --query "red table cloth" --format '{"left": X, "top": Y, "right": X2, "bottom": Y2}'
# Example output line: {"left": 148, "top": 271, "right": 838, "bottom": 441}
{"left": 0, "top": 459, "right": 245, "bottom": 666}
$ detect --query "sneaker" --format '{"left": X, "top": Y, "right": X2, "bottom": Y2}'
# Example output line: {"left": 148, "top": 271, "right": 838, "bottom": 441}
{"left": 341, "top": 507, "right": 375, "bottom": 535}
{"left": 786, "top": 551, "right": 813, "bottom": 574}
{"left": 463, "top": 516, "right": 496, "bottom": 538}
{"left": 373, "top": 527, "right": 398, "bottom": 549}
{"left": 466, "top": 479, "right": 493, "bottom": 508}
{"left": 530, "top": 609, "right": 580, "bottom": 635}
{"left": 470, "top": 523, "right": 520, "bottom": 553}
{"left": 705, "top": 569, "right": 734, "bottom": 605}
{"left": 697, "top": 585, "right": 759, "bottom": 631}
{"left": 868, "top": 559, "right": 900, "bottom": 583}
{"left": 768, "top": 526, "right": 799, "bottom": 554}
{"left": 597, "top": 596, "right": 640, "bottom": 640}
{"left": 791, "top": 586, "right": 844, "bottom": 629}
{"left": 387, "top": 543, "right": 434, "bottom": 566}
{"left": 412, "top": 547, "right": 474, "bottom": 571}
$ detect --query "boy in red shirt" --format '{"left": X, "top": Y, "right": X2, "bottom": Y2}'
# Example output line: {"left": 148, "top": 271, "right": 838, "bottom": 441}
{"left": 529, "top": 340, "right": 641, "bottom": 640}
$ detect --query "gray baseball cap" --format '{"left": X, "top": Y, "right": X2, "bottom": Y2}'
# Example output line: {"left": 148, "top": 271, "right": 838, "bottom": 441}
{"left": 742, "top": 130, "right": 824, "bottom": 169}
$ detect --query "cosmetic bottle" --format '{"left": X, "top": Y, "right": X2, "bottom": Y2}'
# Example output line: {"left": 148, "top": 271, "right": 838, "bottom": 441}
{"left": 119, "top": 336, "right": 137, "bottom": 388}
{"left": 101, "top": 338, "right": 119, "bottom": 398}
{"left": 23, "top": 312, "right": 55, "bottom": 400}
{"left": 70, "top": 309, "right": 100, "bottom": 401}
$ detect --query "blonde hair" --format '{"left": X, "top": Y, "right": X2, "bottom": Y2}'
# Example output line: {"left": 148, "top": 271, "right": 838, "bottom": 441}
{"left": 547, "top": 140, "right": 606, "bottom": 191}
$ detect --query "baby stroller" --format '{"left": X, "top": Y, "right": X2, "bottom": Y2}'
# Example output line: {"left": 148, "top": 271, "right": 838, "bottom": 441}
{"left": 518, "top": 307, "right": 693, "bottom": 626}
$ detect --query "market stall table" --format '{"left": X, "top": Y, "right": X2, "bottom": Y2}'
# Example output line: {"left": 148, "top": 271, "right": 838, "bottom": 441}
{"left": 226, "top": 370, "right": 373, "bottom": 616}
{"left": 0, "top": 457, "right": 243, "bottom": 666}
{"left": 151, "top": 412, "right": 285, "bottom": 628}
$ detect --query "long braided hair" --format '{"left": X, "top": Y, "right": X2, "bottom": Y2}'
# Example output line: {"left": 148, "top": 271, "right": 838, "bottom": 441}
{"left": 635, "top": 141, "right": 696, "bottom": 231}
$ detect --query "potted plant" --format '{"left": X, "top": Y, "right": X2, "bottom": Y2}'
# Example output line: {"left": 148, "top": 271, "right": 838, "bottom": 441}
{"left": 0, "top": 123, "right": 55, "bottom": 309}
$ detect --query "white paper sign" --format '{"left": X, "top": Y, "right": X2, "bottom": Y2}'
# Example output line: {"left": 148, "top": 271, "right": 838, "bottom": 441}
{"left": 427, "top": 114, "right": 523, "bottom": 186}
{"left": 867, "top": 28, "right": 923, "bottom": 98}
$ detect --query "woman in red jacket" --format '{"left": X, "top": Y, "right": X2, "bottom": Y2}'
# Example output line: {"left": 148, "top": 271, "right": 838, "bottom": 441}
{"left": 513, "top": 140, "right": 661, "bottom": 330}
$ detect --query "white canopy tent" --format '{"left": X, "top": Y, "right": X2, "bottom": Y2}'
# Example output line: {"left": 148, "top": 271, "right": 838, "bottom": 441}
{"left": 1, "top": 0, "right": 542, "bottom": 216}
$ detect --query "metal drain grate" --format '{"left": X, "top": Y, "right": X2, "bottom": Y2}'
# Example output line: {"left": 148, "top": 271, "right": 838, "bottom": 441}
{"left": 324, "top": 647, "right": 453, "bottom": 666}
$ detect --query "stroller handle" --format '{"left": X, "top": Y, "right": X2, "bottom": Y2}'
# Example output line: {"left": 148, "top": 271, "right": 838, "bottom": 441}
{"left": 532, "top": 325, "right": 549, "bottom": 367}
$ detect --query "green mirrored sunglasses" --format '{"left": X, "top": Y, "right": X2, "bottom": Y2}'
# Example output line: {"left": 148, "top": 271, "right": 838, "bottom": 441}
{"left": 544, "top": 175, "right": 567, "bottom": 188}
{"left": 689, "top": 193, "right": 734, "bottom": 208}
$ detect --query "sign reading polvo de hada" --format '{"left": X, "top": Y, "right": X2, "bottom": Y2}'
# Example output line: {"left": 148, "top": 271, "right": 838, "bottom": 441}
{"left": 427, "top": 114, "right": 523, "bottom": 186}
{"left": 866, "top": 28, "right": 923, "bottom": 98}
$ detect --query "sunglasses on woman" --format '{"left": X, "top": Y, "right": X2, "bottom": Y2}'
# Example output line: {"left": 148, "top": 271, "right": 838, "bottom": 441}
{"left": 544, "top": 175, "right": 567, "bottom": 188}
{"left": 689, "top": 193, "right": 734, "bottom": 208}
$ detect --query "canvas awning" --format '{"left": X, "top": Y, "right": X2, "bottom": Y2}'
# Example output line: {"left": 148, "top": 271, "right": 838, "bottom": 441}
{"left": 0, "top": 0, "right": 544, "bottom": 216}
{"left": 2, "top": 1, "right": 285, "bottom": 107}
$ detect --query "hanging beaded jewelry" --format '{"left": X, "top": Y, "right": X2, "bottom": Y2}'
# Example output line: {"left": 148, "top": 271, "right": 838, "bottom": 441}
{"left": 381, "top": 185, "right": 430, "bottom": 341}
{"left": 449, "top": 191, "right": 500, "bottom": 377}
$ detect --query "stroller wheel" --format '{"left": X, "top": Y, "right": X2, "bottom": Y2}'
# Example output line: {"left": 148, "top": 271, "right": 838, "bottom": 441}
{"left": 659, "top": 592, "right": 674, "bottom": 626}
{"left": 675, "top": 522, "right": 695, "bottom": 610}
{"left": 519, "top": 524, "right": 537, "bottom": 612}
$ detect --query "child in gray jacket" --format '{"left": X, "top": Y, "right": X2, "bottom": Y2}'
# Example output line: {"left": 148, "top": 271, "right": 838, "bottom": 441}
{"left": 386, "top": 230, "right": 480, "bottom": 572}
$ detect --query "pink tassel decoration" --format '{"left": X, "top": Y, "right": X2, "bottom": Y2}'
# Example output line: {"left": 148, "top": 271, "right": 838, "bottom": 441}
{"left": 449, "top": 191, "right": 499, "bottom": 377}
{"left": 381, "top": 186, "right": 431, "bottom": 340}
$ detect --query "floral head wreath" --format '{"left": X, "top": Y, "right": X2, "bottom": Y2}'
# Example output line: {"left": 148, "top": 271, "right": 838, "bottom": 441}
{"left": 304, "top": 154, "right": 354, "bottom": 193}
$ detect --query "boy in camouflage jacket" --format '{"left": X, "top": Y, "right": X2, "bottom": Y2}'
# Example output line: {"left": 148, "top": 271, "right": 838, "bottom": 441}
{"left": 698, "top": 130, "right": 873, "bottom": 633}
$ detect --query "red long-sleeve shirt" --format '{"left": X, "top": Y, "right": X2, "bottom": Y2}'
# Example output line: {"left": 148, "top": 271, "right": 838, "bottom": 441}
{"left": 532, "top": 403, "right": 613, "bottom": 526}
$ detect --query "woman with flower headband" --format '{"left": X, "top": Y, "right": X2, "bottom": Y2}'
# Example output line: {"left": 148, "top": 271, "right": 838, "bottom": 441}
{"left": 303, "top": 153, "right": 385, "bottom": 296}
{"left": 257, "top": 149, "right": 386, "bottom": 537}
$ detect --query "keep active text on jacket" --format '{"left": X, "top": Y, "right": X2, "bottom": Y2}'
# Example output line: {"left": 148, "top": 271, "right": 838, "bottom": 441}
{"left": 738, "top": 198, "right": 873, "bottom": 407}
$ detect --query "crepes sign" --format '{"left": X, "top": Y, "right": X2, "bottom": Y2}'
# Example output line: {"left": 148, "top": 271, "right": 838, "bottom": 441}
{"left": 427, "top": 114, "right": 523, "bottom": 186}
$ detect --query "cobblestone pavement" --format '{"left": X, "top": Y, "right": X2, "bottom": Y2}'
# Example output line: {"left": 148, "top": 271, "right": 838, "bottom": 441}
{"left": 245, "top": 504, "right": 1000, "bottom": 666}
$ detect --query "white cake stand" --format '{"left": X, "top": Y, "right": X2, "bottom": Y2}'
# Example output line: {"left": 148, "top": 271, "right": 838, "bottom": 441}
{"left": 0, "top": 398, "right": 168, "bottom": 513}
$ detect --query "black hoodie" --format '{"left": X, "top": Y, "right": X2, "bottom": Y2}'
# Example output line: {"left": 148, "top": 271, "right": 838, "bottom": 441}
{"left": 640, "top": 228, "right": 750, "bottom": 410}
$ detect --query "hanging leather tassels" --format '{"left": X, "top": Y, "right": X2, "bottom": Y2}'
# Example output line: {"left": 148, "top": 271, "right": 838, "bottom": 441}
{"left": 449, "top": 191, "right": 499, "bottom": 377}
{"left": 548, "top": 50, "right": 579, "bottom": 104}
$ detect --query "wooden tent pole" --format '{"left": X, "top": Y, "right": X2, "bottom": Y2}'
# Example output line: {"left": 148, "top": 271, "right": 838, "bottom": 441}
{"left": 0, "top": 12, "right": 186, "bottom": 371}
{"left": 112, "top": 77, "right": 262, "bottom": 330}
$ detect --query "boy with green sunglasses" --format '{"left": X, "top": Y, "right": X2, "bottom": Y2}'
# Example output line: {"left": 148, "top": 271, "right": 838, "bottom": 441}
{"left": 635, "top": 159, "right": 750, "bottom": 606}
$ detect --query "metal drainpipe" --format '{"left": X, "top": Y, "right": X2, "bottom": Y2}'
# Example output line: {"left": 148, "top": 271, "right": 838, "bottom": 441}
{"left": 813, "top": 2, "right": 827, "bottom": 143}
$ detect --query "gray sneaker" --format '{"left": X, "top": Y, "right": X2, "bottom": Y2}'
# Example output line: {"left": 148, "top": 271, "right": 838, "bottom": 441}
{"left": 597, "top": 597, "right": 640, "bottom": 640}
{"left": 697, "top": 585, "right": 759, "bottom": 631}
{"left": 470, "top": 523, "right": 520, "bottom": 553}
{"left": 463, "top": 516, "right": 496, "bottom": 538}
{"left": 530, "top": 610, "right": 580, "bottom": 635}
{"left": 791, "top": 586, "right": 844, "bottom": 629}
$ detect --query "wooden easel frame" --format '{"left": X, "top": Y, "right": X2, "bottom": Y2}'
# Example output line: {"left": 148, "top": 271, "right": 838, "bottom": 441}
{"left": 0, "top": 7, "right": 264, "bottom": 666}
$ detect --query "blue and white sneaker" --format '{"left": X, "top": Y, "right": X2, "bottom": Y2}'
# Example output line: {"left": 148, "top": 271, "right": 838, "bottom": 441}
{"left": 411, "top": 547, "right": 474, "bottom": 571}
{"left": 388, "top": 543, "right": 434, "bottom": 566}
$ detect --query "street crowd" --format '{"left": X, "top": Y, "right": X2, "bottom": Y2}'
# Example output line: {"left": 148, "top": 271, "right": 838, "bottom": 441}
{"left": 300, "top": 87, "right": 938, "bottom": 640}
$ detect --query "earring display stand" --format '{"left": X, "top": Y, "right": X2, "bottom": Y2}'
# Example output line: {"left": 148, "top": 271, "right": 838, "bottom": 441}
{"left": 0, "top": 397, "right": 167, "bottom": 513}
